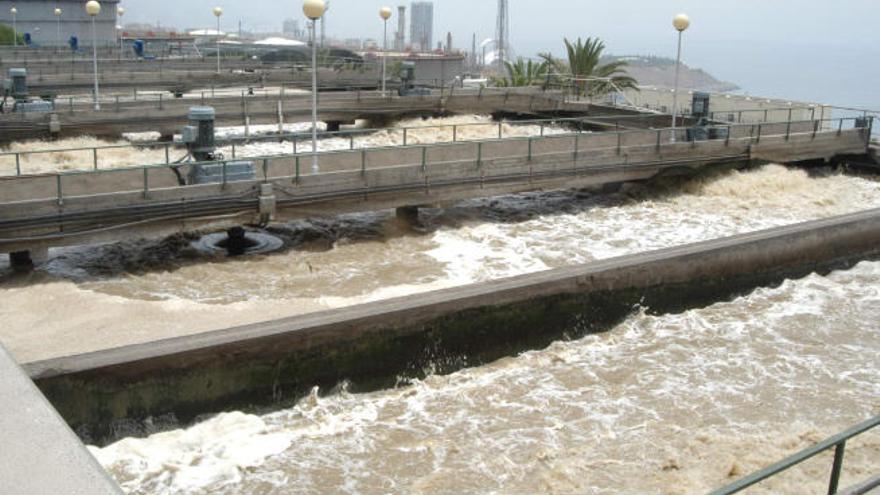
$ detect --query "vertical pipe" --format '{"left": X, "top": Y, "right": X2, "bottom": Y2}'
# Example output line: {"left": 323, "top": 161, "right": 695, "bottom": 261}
{"left": 91, "top": 16, "right": 101, "bottom": 110}
{"left": 382, "top": 19, "right": 388, "bottom": 96}
{"left": 216, "top": 16, "right": 221, "bottom": 74}
{"left": 670, "top": 30, "right": 683, "bottom": 140}
{"left": 310, "top": 20, "right": 319, "bottom": 174}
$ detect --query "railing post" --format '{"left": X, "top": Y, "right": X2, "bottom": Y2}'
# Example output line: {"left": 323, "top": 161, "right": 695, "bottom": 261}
{"left": 361, "top": 149, "right": 366, "bottom": 176}
{"left": 350, "top": 133, "right": 354, "bottom": 150}
{"left": 158, "top": 93, "right": 163, "bottom": 110}
{"left": 540, "top": 123, "right": 545, "bottom": 137}
{"left": 757, "top": 124, "right": 762, "bottom": 143}
{"left": 617, "top": 131, "right": 622, "bottom": 155}
{"left": 164, "top": 143, "right": 170, "bottom": 164}
{"left": 453, "top": 125, "right": 457, "bottom": 142}
{"left": 232, "top": 143, "right": 237, "bottom": 159}
{"left": 293, "top": 136, "right": 297, "bottom": 155}
{"left": 15, "top": 153, "right": 21, "bottom": 176}
{"left": 295, "top": 154, "right": 300, "bottom": 183}
{"left": 56, "top": 174, "right": 63, "bottom": 206}
{"left": 838, "top": 119, "right": 843, "bottom": 136}
{"left": 827, "top": 441, "right": 846, "bottom": 495}
{"left": 656, "top": 129, "right": 662, "bottom": 151}
{"left": 143, "top": 167, "right": 149, "bottom": 198}
{"left": 421, "top": 146, "right": 427, "bottom": 173}
{"left": 93, "top": 148, "right": 98, "bottom": 169}
{"left": 477, "top": 141, "right": 482, "bottom": 168}
{"left": 573, "top": 134, "right": 579, "bottom": 166}
{"left": 726, "top": 125, "right": 731, "bottom": 146}
{"left": 498, "top": 122, "right": 503, "bottom": 139}
{"left": 403, "top": 127, "right": 408, "bottom": 146}
{"left": 221, "top": 161, "right": 227, "bottom": 188}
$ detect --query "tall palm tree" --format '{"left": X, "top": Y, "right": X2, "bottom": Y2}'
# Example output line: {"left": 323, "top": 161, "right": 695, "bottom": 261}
{"left": 493, "top": 58, "right": 549, "bottom": 87}
{"left": 540, "top": 37, "right": 638, "bottom": 97}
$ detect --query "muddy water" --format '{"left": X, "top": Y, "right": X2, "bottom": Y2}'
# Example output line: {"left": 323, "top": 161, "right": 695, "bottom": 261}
{"left": 1, "top": 161, "right": 878, "bottom": 492}
{"left": 1, "top": 164, "right": 879, "bottom": 363}
{"left": 88, "top": 260, "right": 880, "bottom": 494}
{"left": 0, "top": 115, "right": 567, "bottom": 176}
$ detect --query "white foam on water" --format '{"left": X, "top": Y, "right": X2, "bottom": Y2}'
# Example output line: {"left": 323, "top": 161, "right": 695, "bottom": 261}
{"left": 90, "top": 261, "right": 880, "bottom": 494}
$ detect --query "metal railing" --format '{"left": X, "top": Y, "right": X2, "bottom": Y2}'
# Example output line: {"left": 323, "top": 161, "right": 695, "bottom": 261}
{"left": 2, "top": 112, "right": 855, "bottom": 178}
{"left": 710, "top": 415, "right": 880, "bottom": 495}
{"left": 1, "top": 116, "right": 868, "bottom": 207}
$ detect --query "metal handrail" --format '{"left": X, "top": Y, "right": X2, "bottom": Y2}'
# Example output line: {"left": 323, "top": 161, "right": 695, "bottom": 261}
{"left": 709, "top": 415, "right": 880, "bottom": 495}
{"left": 0, "top": 116, "right": 868, "bottom": 182}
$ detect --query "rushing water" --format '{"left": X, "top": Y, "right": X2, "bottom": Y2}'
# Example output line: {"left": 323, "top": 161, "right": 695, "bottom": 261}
{"left": 0, "top": 114, "right": 567, "bottom": 176}
{"left": 0, "top": 144, "right": 879, "bottom": 493}
{"left": 1, "top": 164, "right": 879, "bottom": 363}
{"left": 88, "top": 260, "right": 880, "bottom": 494}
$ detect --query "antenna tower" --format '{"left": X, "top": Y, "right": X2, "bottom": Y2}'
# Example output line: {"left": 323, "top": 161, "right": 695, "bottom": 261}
{"left": 495, "top": 0, "right": 509, "bottom": 69}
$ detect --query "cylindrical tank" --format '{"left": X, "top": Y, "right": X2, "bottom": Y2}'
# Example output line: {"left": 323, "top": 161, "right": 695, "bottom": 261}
{"left": 8, "top": 68, "right": 28, "bottom": 101}
{"left": 188, "top": 106, "right": 216, "bottom": 161}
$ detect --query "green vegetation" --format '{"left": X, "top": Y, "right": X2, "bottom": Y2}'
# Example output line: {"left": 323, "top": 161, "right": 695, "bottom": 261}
{"left": 493, "top": 58, "right": 549, "bottom": 87}
{"left": 491, "top": 36, "right": 638, "bottom": 95}
{"left": 539, "top": 37, "right": 638, "bottom": 96}
{"left": 0, "top": 24, "right": 25, "bottom": 46}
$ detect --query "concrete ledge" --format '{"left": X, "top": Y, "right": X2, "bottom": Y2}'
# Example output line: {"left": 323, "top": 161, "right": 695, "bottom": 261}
{"left": 26, "top": 208, "right": 880, "bottom": 444}
{"left": 0, "top": 344, "right": 121, "bottom": 494}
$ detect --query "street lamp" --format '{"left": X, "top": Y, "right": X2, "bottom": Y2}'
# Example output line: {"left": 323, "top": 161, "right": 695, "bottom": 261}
{"left": 10, "top": 7, "right": 17, "bottom": 47}
{"left": 85, "top": 0, "right": 102, "bottom": 110}
{"left": 213, "top": 6, "right": 223, "bottom": 73}
{"left": 116, "top": 6, "right": 124, "bottom": 59}
{"left": 670, "top": 13, "right": 690, "bottom": 141}
{"left": 303, "top": 0, "right": 326, "bottom": 173}
{"left": 54, "top": 8, "right": 62, "bottom": 47}
{"left": 379, "top": 6, "right": 392, "bottom": 96}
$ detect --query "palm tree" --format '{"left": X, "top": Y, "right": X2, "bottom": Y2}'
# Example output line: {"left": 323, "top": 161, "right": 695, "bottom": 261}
{"left": 539, "top": 37, "right": 638, "bottom": 97}
{"left": 493, "top": 58, "right": 549, "bottom": 87}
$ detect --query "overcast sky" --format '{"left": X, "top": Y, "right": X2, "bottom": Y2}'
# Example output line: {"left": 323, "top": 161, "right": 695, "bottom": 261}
{"left": 122, "top": 0, "right": 880, "bottom": 106}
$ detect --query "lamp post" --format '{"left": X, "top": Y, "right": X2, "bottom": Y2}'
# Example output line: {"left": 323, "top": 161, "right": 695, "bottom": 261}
{"left": 303, "top": 0, "right": 326, "bottom": 174}
{"left": 54, "top": 7, "right": 62, "bottom": 47}
{"left": 116, "top": 6, "right": 124, "bottom": 59}
{"left": 670, "top": 13, "right": 690, "bottom": 142}
{"left": 10, "top": 7, "right": 17, "bottom": 47}
{"left": 379, "top": 6, "right": 391, "bottom": 96}
{"left": 213, "top": 7, "right": 223, "bottom": 74}
{"left": 85, "top": 0, "right": 101, "bottom": 110}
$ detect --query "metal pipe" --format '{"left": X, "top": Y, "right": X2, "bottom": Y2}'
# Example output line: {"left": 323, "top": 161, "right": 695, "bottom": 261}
{"left": 381, "top": 18, "right": 388, "bottom": 96}
{"left": 670, "top": 29, "right": 683, "bottom": 142}
{"left": 91, "top": 16, "right": 101, "bottom": 111}
{"left": 310, "top": 20, "right": 320, "bottom": 174}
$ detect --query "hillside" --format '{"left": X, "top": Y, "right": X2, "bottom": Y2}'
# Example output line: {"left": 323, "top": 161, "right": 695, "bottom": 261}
{"left": 604, "top": 55, "right": 739, "bottom": 92}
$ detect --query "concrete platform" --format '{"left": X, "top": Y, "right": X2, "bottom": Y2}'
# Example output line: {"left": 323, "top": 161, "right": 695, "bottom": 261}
{"left": 0, "top": 344, "right": 121, "bottom": 494}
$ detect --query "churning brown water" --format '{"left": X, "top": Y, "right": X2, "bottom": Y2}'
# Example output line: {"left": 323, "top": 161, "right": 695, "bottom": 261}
{"left": 88, "top": 261, "right": 880, "bottom": 494}
{"left": 0, "top": 159, "right": 878, "bottom": 493}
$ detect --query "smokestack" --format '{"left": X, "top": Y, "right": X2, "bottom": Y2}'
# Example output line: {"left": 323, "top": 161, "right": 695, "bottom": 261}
{"left": 446, "top": 32, "right": 452, "bottom": 52}
{"left": 395, "top": 6, "right": 406, "bottom": 51}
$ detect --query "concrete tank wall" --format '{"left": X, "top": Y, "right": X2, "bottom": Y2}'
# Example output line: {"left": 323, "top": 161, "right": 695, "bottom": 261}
{"left": 26, "top": 208, "right": 880, "bottom": 444}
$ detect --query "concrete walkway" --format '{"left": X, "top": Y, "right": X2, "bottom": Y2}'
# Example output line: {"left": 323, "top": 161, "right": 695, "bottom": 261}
{"left": 0, "top": 343, "right": 121, "bottom": 494}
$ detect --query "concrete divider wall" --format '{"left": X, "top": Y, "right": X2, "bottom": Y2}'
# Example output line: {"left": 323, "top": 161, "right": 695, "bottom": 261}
{"left": 27, "top": 208, "right": 880, "bottom": 444}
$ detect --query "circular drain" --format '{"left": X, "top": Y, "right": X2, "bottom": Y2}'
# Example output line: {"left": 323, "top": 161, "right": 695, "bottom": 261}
{"left": 191, "top": 227, "right": 284, "bottom": 256}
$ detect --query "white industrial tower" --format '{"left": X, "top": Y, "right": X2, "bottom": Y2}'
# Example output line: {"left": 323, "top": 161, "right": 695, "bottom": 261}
{"left": 495, "top": 0, "right": 509, "bottom": 69}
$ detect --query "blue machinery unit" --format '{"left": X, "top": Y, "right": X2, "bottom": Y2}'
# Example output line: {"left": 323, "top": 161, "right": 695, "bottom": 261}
{"left": 1, "top": 69, "right": 54, "bottom": 114}
{"left": 179, "top": 106, "right": 255, "bottom": 185}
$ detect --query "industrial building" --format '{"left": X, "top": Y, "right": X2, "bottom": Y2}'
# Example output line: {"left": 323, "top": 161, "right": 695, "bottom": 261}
{"left": 410, "top": 1, "right": 432, "bottom": 52}
{"left": 0, "top": 0, "right": 120, "bottom": 46}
